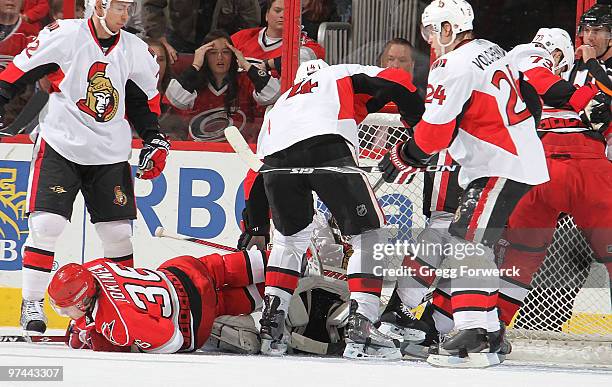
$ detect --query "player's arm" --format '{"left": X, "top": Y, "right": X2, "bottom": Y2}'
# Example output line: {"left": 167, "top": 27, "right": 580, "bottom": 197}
{"left": 0, "top": 22, "right": 66, "bottom": 125}
{"left": 377, "top": 63, "right": 471, "bottom": 184}
{"left": 127, "top": 40, "right": 170, "bottom": 180}
{"left": 522, "top": 56, "right": 610, "bottom": 112}
{"left": 238, "top": 170, "right": 270, "bottom": 250}
{"left": 350, "top": 67, "right": 425, "bottom": 127}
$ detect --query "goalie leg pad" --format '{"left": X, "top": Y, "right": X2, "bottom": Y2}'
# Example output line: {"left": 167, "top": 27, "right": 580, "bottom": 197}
{"left": 207, "top": 315, "right": 261, "bottom": 354}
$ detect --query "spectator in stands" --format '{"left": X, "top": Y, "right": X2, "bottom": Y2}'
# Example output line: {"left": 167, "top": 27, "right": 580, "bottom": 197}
{"left": 334, "top": 0, "right": 351, "bottom": 22}
{"left": 142, "top": 0, "right": 261, "bottom": 63}
{"left": 301, "top": 0, "right": 338, "bottom": 42}
{"left": 20, "top": 0, "right": 48, "bottom": 33}
{"left": 232, "top": 0, "right": 325, "bottom": 72}
{"left": 49, "top": 0, "right": 85, "bottom": 21}
{"left": 0, "top": 0, "right": 37, "bottom": 39}
{"left": 0, "top": 0, "right": 36, "bottom": 124}
{"left": 162, "top": 30, "right": 271, "bottom": 142}
{"left": 145, "top": 38, "right": 172, "bottom": 94}
{"left": 378, "top": 37, "right": 415, "bottom": 75}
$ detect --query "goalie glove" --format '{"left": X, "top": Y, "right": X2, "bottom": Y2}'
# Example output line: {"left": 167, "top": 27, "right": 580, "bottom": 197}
{"left": 137, "top": 132, "right": 170, "bottom": 180}
{"left": 378, "top": 142, "right": 425, "bottom": 184}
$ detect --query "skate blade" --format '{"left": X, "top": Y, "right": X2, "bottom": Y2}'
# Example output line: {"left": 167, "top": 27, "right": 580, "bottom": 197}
{"left": 343, "top": 342, "right": 402, "bottom": 361}
{"left": 260, "top": 338, "right": 288, "bottom": 356}
{"left": 426, "top": 352, "right": 502, "bottom": 368}
{"left": 378, "top": 322, "right": 426, "bottom": 343}
{"left": 401, "top": 343, "right": 429, "bottom": 360}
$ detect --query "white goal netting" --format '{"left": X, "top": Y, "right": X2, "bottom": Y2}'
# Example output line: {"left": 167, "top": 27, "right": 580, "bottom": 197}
{"left": 354, "top": 112, "right": 612, "bottom": 364}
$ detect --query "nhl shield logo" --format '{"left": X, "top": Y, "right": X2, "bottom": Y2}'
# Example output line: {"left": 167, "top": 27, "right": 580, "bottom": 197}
{"left": 113, "top": 186, "right": 127, "bottom": 206}
{"left": 356, "top": 204, "right": 368, "bottom": 217}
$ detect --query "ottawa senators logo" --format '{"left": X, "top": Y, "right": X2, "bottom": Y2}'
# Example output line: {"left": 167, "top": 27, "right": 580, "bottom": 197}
{"left": 113, "top": 186, "right": 127, "bottom": 206}
{"left": 76, "top": 62, "right": 120, "bottom": 122}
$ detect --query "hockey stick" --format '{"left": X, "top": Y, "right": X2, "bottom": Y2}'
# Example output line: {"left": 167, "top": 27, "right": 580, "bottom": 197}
{"left": 154, "top": 227, "right": 239, "bottom": 252}
{"left": 0, "top": 91, "right": 49, "bottom": 137}
{"left": 0, "top": 335, "right": 64, "bottom": 343}
{"left": 224, "top": 126, "right": 457, "bottom": 176}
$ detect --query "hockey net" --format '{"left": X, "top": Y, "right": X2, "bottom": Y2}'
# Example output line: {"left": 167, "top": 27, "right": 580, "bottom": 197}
{"left": 355, "top": 112, "right": 612, "bottom": 365}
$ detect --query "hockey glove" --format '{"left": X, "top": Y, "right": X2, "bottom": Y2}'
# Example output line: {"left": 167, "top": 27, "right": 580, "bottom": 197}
{"left": 378, "top": 142, "right": 425, "bottom": 184}
{"left": 584, "top": 92, "right": 611, "bottom": 132}
{"left": 237, "top": 208, "right": 270, "bottom": 250}
{"left": 137, "top": 132, "right": 170, "bottom": 180}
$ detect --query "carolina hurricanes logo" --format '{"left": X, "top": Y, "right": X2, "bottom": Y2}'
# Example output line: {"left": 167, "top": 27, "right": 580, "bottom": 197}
{"left": 101, "top": 320, "right": 119, "bottom": 345}
{"left": 76, "top": 62, "right": 120, "bottom": 122}
{"left": 189, "top": 107, "right": 247, "bottom": 141}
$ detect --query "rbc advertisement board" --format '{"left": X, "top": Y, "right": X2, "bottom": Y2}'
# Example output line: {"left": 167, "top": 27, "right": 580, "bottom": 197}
{"left": 0, "top": 140, "right": 419, "bottom": 278}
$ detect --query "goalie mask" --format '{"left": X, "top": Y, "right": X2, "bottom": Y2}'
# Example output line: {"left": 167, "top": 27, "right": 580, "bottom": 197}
{"left": 294, "top": 59, "right": 329, "bottom": 83}
{"left": 86, "top": 0, "right": 136, "bottom": 36}
{"left": 532, "top": 28, "right": 574, "bottom": 78}
{"left": 421, "top": 0, "right": 473, "bottom": 54}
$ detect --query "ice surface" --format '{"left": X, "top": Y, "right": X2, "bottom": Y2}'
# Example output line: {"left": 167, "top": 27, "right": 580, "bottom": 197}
{"left": 0, "top": 329, "right": 610, "bottom": 387}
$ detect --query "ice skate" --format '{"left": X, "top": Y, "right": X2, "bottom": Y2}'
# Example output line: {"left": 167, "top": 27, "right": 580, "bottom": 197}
{"left": 20, "top": 299, "right": 47, "bottom": 335}
{"left": 394, "top": 303, "right": 440, "bottom": 360}
{"left": 427, "top": 328, "right": 505, "bottom": 368}
{"left": 259, "top": 295, "right": 288, "bottom": 356}
{"left": 377, "top": 292, "right": 427, "bottom": 344}
{"left": 343, "top": 300, "right": 402, "bottom": 361}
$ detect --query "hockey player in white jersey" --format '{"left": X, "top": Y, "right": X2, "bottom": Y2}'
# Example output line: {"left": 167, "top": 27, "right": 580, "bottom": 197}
{"left": 378, "top": 0, "right": 549, "bottom": 367}
{"left": 0, "top": 0, "right": 169, "bottom": 334}
{"left": 255, "top": 59, "right": 424, "bottom": 360}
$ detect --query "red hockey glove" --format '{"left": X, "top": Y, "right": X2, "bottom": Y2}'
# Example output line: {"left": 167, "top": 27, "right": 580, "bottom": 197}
{"left": 378, "top": 142, "right": 425, "bottom": 184}
{"left": 137, "top": 132, "right": 170, "bottom": 180}
{"left": 65, "top": 318, "right": 90, "bottom": 349}
{"left": 85, "top": 329, "right": 131, "bottom": 352}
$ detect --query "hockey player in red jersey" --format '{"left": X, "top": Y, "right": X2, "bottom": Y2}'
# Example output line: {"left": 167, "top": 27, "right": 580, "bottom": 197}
{"left": 49, "top": 249, "right": 267, "bottom": 353}
{"left": 496, "top": 27, "right": 612, "bottom": 328}
{"left": 378, "top": 0, "right": 550, "bottom": 367}
{"left": 0, "top": 0, "right": 170, "bottom": 335}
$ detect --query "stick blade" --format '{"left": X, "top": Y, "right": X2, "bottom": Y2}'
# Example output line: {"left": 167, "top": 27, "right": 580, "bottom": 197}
{"left": 154, "top": 226, "right": 164, "bottom": 237}
{"left": 224, "top": 126, "right": 263, "bottom": 171}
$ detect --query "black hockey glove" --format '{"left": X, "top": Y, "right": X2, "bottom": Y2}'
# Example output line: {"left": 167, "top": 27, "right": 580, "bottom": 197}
{"left": 378, "top": 142, "right": 426, "bottom": 184}
{"left": 584, "top": 92, "right": 611, "bottom": 132}
{"left": 137, "top": 132, "right": 170, "bottom": 179}
{"left": 237, "top": 208, "right": 270, "bottom": 251}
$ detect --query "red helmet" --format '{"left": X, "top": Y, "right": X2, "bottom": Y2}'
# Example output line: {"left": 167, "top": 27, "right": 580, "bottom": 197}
{"left": 48, "top": 263, "right": 97, "bottom": 319}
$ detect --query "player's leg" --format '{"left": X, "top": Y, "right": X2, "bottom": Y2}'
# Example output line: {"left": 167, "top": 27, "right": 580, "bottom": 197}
{"left": 312, "top": 160, "right": 401, "bottom": 360}
{"left": 260, "top": 166, "right": 315, "bottom": 355}
{"left": 198, "top": 249, "right": 267, "bottom": 289}
{"left": 573, "top": 157, "right": 612, "bottom": 303}
{"left": 83, "top": 162, "right": 136, "bottom": 267}
{"left": 22, "top": 139, "right": 79, "bottom": 333}
{"left": 496, "top": 183, "right": 560, "bottom": 326}
{"left": 442, "top": 177, "right": 531, "bottom": 359}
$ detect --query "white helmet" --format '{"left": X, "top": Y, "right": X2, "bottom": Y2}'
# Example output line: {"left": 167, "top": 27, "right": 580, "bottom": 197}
{"left": 421, "top": 0, "right": 474, "bottom": 50}
{"left": 85, "top": 0, "right": 136, "bottom": 36}
{"left": 294, "top": 59, "right": 329, "bottom": 83}
{"left": 532, "top": 28, "right": 574, "bottom": 77}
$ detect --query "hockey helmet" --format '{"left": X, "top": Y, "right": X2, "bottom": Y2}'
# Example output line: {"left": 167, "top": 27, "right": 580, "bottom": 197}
{"left": 532, "top": 28, "right": 575, "bottom": 77}
{"left": 85, "top": 0, "right": 136, "bottom": 36}
{"left": 578, "top": 3, "right": 612, "bottom": 34}
{"left": 421, "top": 0, "right": 474, "bottom": 48}
{"left": 48, "top": 263, "right": 98, "bottom": 320}
{"left": 294, "top": 59, "right": 329, "bottom": 83}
